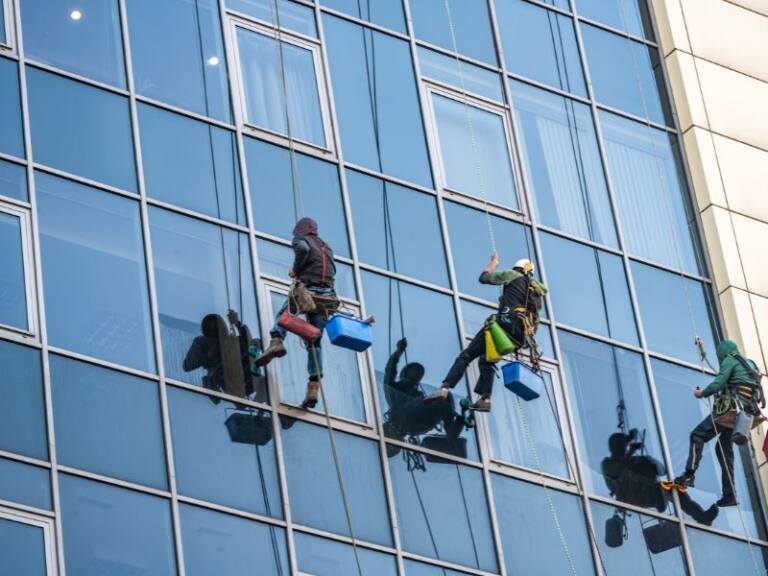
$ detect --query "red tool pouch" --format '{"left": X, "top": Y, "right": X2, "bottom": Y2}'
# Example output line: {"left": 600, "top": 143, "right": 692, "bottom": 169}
{"left": 278, "top": 311, "right": 321, "bottom": 342}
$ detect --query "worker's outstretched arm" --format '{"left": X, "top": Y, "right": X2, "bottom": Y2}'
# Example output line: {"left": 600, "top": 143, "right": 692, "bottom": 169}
{"left": 291, "top": 238, "right": 311, "bottom": 277}
{"left": 702, "top": 361, "right": 736, "bottom": 397}
{"left": 383, "top": 338, "right": 407, "bottom": 388}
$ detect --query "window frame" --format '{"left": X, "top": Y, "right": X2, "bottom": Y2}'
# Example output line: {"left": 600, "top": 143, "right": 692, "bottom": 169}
{"left": 0, "top": 0, "right": 14, "bottom": 50}
{"left": 0, "top": 507, "right": 57, "bottom": 576}
{"left": 0, "top": 202, "right": 38, "bottom": 341}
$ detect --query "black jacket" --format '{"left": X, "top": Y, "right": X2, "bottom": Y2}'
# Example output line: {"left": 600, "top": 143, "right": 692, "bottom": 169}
{"left": 293, "top": 235, "right": 336, "bottom": 288}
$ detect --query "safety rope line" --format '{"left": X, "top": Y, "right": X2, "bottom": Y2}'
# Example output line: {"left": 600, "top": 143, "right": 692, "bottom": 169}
{"left": 253, "top": 419, "right": 286, "bottom": 576}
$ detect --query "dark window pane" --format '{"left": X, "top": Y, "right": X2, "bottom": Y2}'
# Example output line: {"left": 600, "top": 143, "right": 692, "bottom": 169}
{"left": 559, "top": 331, "right": 669, "bottom": 509}
{"left": 227, "top": 0, "right": 317, "bottom": 37}
{"left": 0, "top": 158, "right": 27, "bottom": 202}
{"left": 127, "top": 0, "right": 230, "bottom": 121}
{"left": 577, "top": 0, "right": 653, "bottom": 39}
{"left": 321, "top": 0, "right": 405, "bottom": 32}
{"left": 245, "top": 137, "right": 350, "bottom": 257}
{"left": 0, "top": 518, "right": 47, "bottom": 576}
{"left": 0, "top": 458, "right": 51, "bottom": 510}
{"left": 389, "top": 451, "right": 497, "bottom": 570}
{"left": 168, "top": 387, "right": 282, "bottom": 516}
{"left": 404, "top": 559, "right": 471, "bottom": 575}
{"left": 511, "top": 81, "right": 616, "bottom": 246}
{"left": 601, "top": 112, "right": 701, "bottom": 273}
{"left": 493, "top": 474, "right": 594, "bottom": 575}
{"left": 498, "top": 0, "right": 585, "bottom": 96}
{"left": 0, "top": 210, "right": 28, "bottom": 331}
{"left": 348, "top": 170, "right": 448, "bottom": 286}
{"left": 139, "top": 103, "right": 244, "bottom": 224}
{"left": 418, "top": 46, "right": 503, "bottom": 102}
{"left": 281, "top": 419, "right": 392, "bottom": 545}
{"left": 50, "top": 355, "right": 167, "bottom": 489}
{"left": 37, "top": 173, "right": 155, "bottom": 372}
{"left": 181, "top": 504, "right": 289, "bottom": 576}
{"left": 583, "top": 25, "right": 670, "bottom": 124}
{"left": 541, "top": 232, "right": 637, "bottom": 344}
{"left": 324, "top": 15, "right": 432, "bottom": 187}
{"left": 27, "top": 70, "right": 136, "bottom": 191}
{"left": 21, "top": 0, "right": 125, "bottom": 87}
{"left": 0, "top": 340, "right": 47, "bottom": 459}
{"left": 59, "top": 474, "right": 177, "bottom": 576}
{"left": 632, "top": 262, "right": 718, "bottom": 365}
{"left": 687, "top": 528, "right": 768, "bottom": 576}
{"left": 410, "top": 0, "right": 496, "bottom": 64}
{"left": 0, "top": 57, "right": 25, "bottom": 159}
{"left": 295, "top": 532, "right": 398, "bottom": 575}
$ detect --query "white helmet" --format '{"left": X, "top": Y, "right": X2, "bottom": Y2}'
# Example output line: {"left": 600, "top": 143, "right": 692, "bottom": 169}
{"left": 514, "top": 258, "right": 534, "bottom": 275}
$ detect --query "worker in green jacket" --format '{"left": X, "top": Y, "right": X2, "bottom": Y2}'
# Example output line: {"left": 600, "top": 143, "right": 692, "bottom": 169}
{"left": 674, "top": 340, "right": 762, "bottom": 507}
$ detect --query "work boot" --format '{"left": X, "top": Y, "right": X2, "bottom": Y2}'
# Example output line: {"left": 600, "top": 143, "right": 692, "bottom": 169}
{"left": 700, "top": 504, "right": 719, "bottom": 526}
{"left": 301, "top": 380, "right": 320, "bottom": 409}
{"left": 255, "top": 337, "right": 286, "bottom": 367}
{"left": 716, "top": 494, "right": 738, "bottom": 508}
{"left": 674, "top": 471, "right": 696, "bottom": 489}
{"left": 424, "top": 386, "right": 450, "bottom": 405}
{"left": 469, "top": 396, "right": 491, "bottom": 412}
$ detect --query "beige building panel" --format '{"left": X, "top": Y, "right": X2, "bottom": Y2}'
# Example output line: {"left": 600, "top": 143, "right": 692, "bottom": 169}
{"left": 713, "top": 134, "right": 768, "bottom": 221}
{"left": 664, "top": 50, "right": 708, "bottom": 131}
{"left": 650, "top": 0, "right": 690, "bottom": 54}
{"left": 719, "top": 287, "right": 766, "bottom": 373}
{"left": 726, "top": 0, "right": 768, "bottom": 18}
{"left": 730, "top": 213, "right": 768, "bottom": 299}
{"left": 700, "top": 205, "right": 746, "bottom": 291}
{"left": 682, "top": 127, "right": 726, "bottom": 209}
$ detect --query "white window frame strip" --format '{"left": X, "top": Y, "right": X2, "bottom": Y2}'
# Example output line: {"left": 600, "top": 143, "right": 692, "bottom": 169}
{"left": 0, "top": 202, "right": 38, "bottom": 341}
{"left": 0, "top": 0, "right": 14, "bottom": 50}
{"left": 0, "top": 507, "right": 58, "bottom": 576}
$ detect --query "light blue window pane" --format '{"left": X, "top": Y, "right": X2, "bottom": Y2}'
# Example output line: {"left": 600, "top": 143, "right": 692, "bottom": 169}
{"left": 0, "top": 458, "right": 51, "bottom": 510}
{"left": 139, "top": 103, "right": 244, "bottom": 224}
{"left": 50, "top": 355, "right": 167, "bottom": 489}
{"left": 0, "top": 158, "right": 27, "bottom": 202}
{"left": 0, "top": 518, "right": 47, "bottom": 576}
{"left": 0, "top": 211, "right": 27, "bottom": 331}
{"left": 418, "top": 47, "right": 503, "bottom": 102}
{"left": 295, "top": 532, "right": 397, "bottom": 575}
{"left": 389, "top": 450, "right": 497, "bottom": 571}
{"left": 21, "top": 0, "right": 125, "bottom": 87}
{"left": 321, "top": 0, "right": 405, "bottom": 32}
{"left": 0, "top": 341, "right": 47, "bottom": 459}
{"left": 245, "top": 137, "right": 350, "bottom": 257}
{"left": 237, "top": 27, "right": 326, "bottom": 147}
{"left": 512, "top": 80, "right": 617, "bottom": 246}
{"left": 127, "top": 0, "right": 230, "bottom": 122}
{"left": 493, "top": 474, "right": 594, "bottom": 575}
{"left": 37, "top": 173, "right": 155, "bottom": 372}
{"left": 59, "top": 474, "right": 177, "bottom": 576}
{"left": 653, "top": 360, "right": 765, "bottom": 539}
{"left": 181, "top": 504, "right": 289, "bottom": 576}
{"left": 559, "top": 331, "right": 669, "bottom": 509}
{"left": 583, "top": 25, "right": 670, "bottom": 125}
{"left": 227, "top": 0, "right": 317, "bottom": 37}
{"left": 434, "top": 94, "right": 518, "bottom": 209}
{"left": 601, "top": 111, "right": 701, "bottom": 273}
{"left": 27, "top": 70, "right": 137, "bottom": 191}
{"left": 688, "top": 528, "right": 768, "bottom": 575}
{"left": 324, "top": 15, "right": 432, "bottom": 187}
{"left": 632, "top": 262, "right": 718, "bottom": 365}
{"left": 541, "top": 232, "right": 637, "bottom": 344}
{"left": 410, "top": 0, "right": 496, "bottom": 64}
{"left": 282, "top": 419, "right": 392, "bottom": 545}
{"left": 498, "top": 0, "right": 585, "bottom": 96}
{"left": 405, "top": 559, "right": 471, "bottom": 575}
{"left": 0, "top": 2, "right": 5, "bottom": 45}
{"left": 577, "top": 0, "right": 652, "bottom": 39}
{"left": 0, "top": 58, "right": 24, "bottom": 159}
{"left": 168, "top": 387, "right": 282, "bottom": 517}
{"left": 348, "top": 170, "right": 448, "bottom": 287}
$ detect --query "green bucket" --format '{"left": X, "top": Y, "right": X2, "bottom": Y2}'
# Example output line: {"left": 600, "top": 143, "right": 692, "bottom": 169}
{"left": 489, "top": 320, "right": 516, "bottom": 356}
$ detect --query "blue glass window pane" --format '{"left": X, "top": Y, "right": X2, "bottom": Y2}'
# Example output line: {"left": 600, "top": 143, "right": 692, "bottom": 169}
{"left": 281, "top": 419, "right": 392, "bottom": 545}
{"left": 583, "top": 25, "right": 670, "bottom": 124}
{"left": 245, "top": 137, "right": 350, "bottom": 257}
{"left": 324, "top": 15, "right": 432, "bottom": 187}
{"left": 181, "top": 504, "right": 289, "bottom": 576}
{"left": 0, "top": 2, "right": 5, "bottom": 45}
{"left": 404, "top": 559, "right": 470, "bottom": 575}
{"left": 168, "top": 387, "right": 282, "bottom": 516}
{"left": 497, "top": 0, "right": 585, "bottom": 96}
{"left": 0, "top": 519, "right": 47, "bottom": 576}
{"left": 577, "top": 0, "right": 653, "bottom": 39}
{"left": 0, "top": 58, "right": 24, "bottom": 159}
{"left": 0, "top": 158, "right": 27, "bottom": 202}
{"left": 388, "top": 450, "right": 497, "bottom": 571}
{"left": 0, "top": 458, "right": 51, "bottom": 510}
{"left": 688, "top": 528, "right": 768, "bottom": 575}
{"left": 632, "top": 262, "right": 718, "bottom": 365}
{"left": 127, "top": 0, "right": 230, "bottom": 122}
{"left": 512, "top": 80, "right": 617, "bottom": 246}
{"left": 21, "top": 0, "right": 125, "bottom": 87}
{"left": 348, "top": 170, "right": 448, "bottom": 286}
{"left": 237, "top": 27, "right": 326, "bottom": 147}
{"left": 321, "top": 0, "right": 405, "bottom": 32}
{"left": 139, "top": 104, "right": 244, "bottom": 224}
{"left": 27, "top": 70, "right": 136, "bottom": 191}
{"left": 227, "top": 0, "right": 317, "bottom": 37}
{"left": 541, "top": 232, "right": 637, "bottom": 344}
{"left": 50, "top": 355, "right": 167, "bottom": 489}
{"left": 493, "top": 474, "right": 594, "bottom": 575}
{"left": 0, "top": 341, "right": 47, "bottom": 459}
{"left": 559, "top": 331, "right": 669, "bottom": 508}
{"left": 295, "top": 532, "right": 398, "bottom": 575}
{"left": 433, "top": 93, "right": 518, "bottom": 209}
{"left": 37, "top": 173, "right": 155, "bottom": 372}
{"left": 601, "top": 112, "right": 701, "bottom": 273}
{"left": 418, "top": 47, "right": 503, "bottom": 102}
{"left": 410, "top": 0, "right": 496, "bottom": 64}
{"left": 59, "top": 474, "right": 177, "bottom": 576}
{"left": 0, "top": 211, "right": 27, "bottom": 331}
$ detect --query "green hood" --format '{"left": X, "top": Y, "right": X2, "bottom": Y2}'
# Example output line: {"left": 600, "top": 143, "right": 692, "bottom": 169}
{"left": 716, "top": 339, "right": 739, "bottom": 363}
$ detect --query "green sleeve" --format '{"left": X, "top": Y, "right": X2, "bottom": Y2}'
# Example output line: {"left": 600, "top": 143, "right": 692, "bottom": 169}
{"left": 480, "top": 269, "right": 522, "bottom": 285}
{"left": 532, "top": 279, "right": 548, "bottom": 296}
{"left": 702, "top": 360, "right": 735, "bottom": 397}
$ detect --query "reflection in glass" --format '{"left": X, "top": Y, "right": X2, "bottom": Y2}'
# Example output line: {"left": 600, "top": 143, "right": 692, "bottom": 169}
{"left": 37, "top": 173, "right": 155, "bottom": 372}
{"left": 687, "top": 528, "right": 768, "bottom": 576}
{"left": 418, "top": 46, "right": 503, "bottom": 102}
{"left": 228, "top": 0, "right": 317, "bottom": 37}
{"left": 512, "top": 81, "right": 616, "bottom": 246}
{"left": 0, "top": 158, "right": 27, "bottom": 202}
{"left": 0, "top": 518, "right": 47, "bottom": 576}
{"left": 0, "top": 458, "right": 51, "bottom": 510}
{"left": 321, "top": 0, "right": 405, "bottom": 32}
{"left": 0, "top": 211, "right": 27, "bottom": 331}
{"left": 577, "top": 0, "right": 652, "bottom": 39}
{"left": 295, "top": 532, "right": 398, "bottom": 575}
{"left": 0, "top": 58, "right": 24, "bottom": 159}
{"left": 404, "top": 559, "right": 470, "bottom": 575}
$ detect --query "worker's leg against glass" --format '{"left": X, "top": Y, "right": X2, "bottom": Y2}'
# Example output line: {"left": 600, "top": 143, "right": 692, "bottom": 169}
{"left": 471, "top": 358, "right": 495, "bottom": 412}
{"left": 715, "top": 428, "right": 737, "bottom": 506}
{"left": 424, "top": 328, "right": 485, "bottom": 404}
{"left": 676, "top": 415, "right": 717, "bottom": 487}
{"left": 257, "top": 300, "right": 289, "bottom": 366}
{"left": 302, "top": 311, "right": 328, "bottom": 409}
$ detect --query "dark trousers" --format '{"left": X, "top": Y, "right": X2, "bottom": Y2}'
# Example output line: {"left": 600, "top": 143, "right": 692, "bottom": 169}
{"left": 443, "top": 327, "right": 497, "bottom": 397}
{"left": 685, "top": 415, "right": 735, "bottom": 497}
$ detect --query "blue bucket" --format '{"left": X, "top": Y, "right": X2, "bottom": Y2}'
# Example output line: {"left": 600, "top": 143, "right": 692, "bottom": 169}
{"left": 326, "top": 314, "right": 373, "bottom": 352}
{"left": 502, "top": 361, "right": 543, "bottom": 401}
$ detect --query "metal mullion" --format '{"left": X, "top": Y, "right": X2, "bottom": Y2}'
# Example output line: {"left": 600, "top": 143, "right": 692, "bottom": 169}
{"left": 254, "top": 232, "right": 356, "bottom": 266}
{"left": 627, "top": 252, "right": 712, "bottom": 284}
{"left": 56, "top": 465, "right": 172, "bottom": 499}
{"left": 413, "top": 37, "right": 502, "bottom": 75}
{"left": 646, "top": 349, "right": 716, "bottom": 374}
{"left": 1, "top": 0, "right": 16, "bottom": 51}
{"left": 0, "top": 497, "right": 55, "bottom": 519}
{"left": 506, "top": 69, "right": 593, "bottom": 106}
{"left": 575, "top": 13, "right": 658, "bottom": 47}
{"left": 595, "top": 100, "right": 678, "bottom": 134}
{"left": 0, "top": 448, "right": 51, "bottom": 469}
{"left": 0, "top": 149, "right": 26, "bottom": 165}
{"left": 487, "top": 459, "right": 578, "bottom": 494}
{"left": 0, "top": 194, "right": 31, "bottom": 212}
{"left": 683, "top": 517, "right": 768, "bottom": 547}
{"left": 318, "top": 3, "right": 411, "bottom": 42}
{"left": 0, "top": 328, "right": 38, "bottom": 346}
{"left": 31, "top": 163, "right": 142, "bottom": 201}
{"left": 356, "top": 262, "right": 454, "bottom": 296}
{"left": 228, "top": 8, "right": 322, "bottom": 46}
{"left": 400, "top": 550, "right": 501, "bottom": 576}
{"left": 46, "top": 345, "right": 161, "bottom": 381}
{"left": 146, "top": 197, "right": 250, "bottom": 233}
{"left": 164, "top": 378, "right": 272, "bottom": 412}
{"left": 588, "top": 493, "right": 680, "bottom": 523}
{"left": 134, "top": 93, "right": 237, "bottom": 130}
{"left": 275, "top": 403, "right": 378, "bottom": 438}
{"left": 422, "top": 76, "right": 506, "bottom": 108}
{"left": 554, "top": 323, "right": 645, "bottom": 354}
{"left": 291, "top": 522, "right": 398, "bottom": 555}
{"left": 23, "top": 60, "right": 130, "bottom": 96}
{"left": 535, "top": 222, "right": 624, "bottom": 256}
{"left": 176, "top": 494, "right": 290, "bottom": 528}
{"left": 343, "top": 161, "right": 438, "bottom": 197}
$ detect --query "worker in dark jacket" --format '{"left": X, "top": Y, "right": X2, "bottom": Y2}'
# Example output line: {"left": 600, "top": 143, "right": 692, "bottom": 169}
{"left": 674, "top": 340, "right": 762, "bottom": 507}
{"left": 425, "top": 254, "right": 547, "bottom": 412}
{"left": 257, "top": 218, "right": 337, "bottom": 409}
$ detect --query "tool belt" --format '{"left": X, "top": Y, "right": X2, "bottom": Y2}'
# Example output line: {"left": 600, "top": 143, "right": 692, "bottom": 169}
{"left": 289, "top": 282, "right": 340, "bottom": 316}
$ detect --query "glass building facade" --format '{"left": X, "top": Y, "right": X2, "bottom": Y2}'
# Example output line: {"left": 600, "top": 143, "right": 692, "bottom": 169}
{"left": 0, "top": 0, "right": 766, "bottom": 574}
